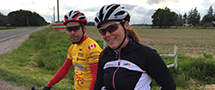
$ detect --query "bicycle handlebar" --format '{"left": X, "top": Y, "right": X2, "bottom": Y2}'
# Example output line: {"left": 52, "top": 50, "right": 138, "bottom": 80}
{"left": 31, "top": 87, "right": 42, "bottom": 90}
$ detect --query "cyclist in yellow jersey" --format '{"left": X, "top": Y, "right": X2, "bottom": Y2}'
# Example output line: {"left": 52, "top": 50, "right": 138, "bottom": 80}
{"left": 43, "top": 10, "right": 102, "bottom": 90}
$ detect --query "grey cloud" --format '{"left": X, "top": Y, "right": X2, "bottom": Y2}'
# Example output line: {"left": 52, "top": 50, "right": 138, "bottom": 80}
{"left": 201, "top": 0, "right": 215, "bottom": 9}
{"left": 61, "top": 4, "right": 76, "bottom": 10}
{"left": 129, "top": 7, "right": 155, "bottom": 24}
{"left": 146, "top": 9, "right": 156, "bottom": 16}
{"left": 146, "top": 0, "right": 161, "bottom": 5}
{"left": 86, "top": 15, "right": 95, "bottom": 22}
{"left": 146, "top": 0, "right": 179, "bottom": 5}
{"left": 82, "top": 6, "right": 101, "bottom": 12}
{"left": 121, "top": 3, "right": 137, "bottom": 10}
{"left": 61, "top": 4, "right": 100, "bottom": 12}
{"left": 130, "top": 15, "right": 152, "bottom": 24}
{"left": 133, "top": 6, "right": 155, "bottom": 17}
{"left": 201, "top": 0, "right": 215, "bottom": 8}
{"left": 42, "top": 14, "right": 53, "bottom": 22}
{"left": 0, "top": 9, "right": 10, "bottom": 15}
{"left": 21, "top": 1, "right": 35, "bottom": 6}
{"left": 134, "top": 6, "right": 147, "bottom": 14}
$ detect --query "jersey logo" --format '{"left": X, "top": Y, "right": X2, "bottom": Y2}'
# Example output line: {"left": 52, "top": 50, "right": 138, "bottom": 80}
{"left": 123, "top": 63, "right": 130, "bottom": 66}
{"left": 88, "top": 44, "right": 96, "bottom": 49}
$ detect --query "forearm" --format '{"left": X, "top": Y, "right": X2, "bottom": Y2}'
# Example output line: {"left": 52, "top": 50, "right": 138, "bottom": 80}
{"left": 47, "top": 58, "right": 73, "bottom": 86}
{"left": 89, "top": 63, "right": 98, "bottom": 90}
{"left": 94, "top": 60, "right": 104, "bottom": 90}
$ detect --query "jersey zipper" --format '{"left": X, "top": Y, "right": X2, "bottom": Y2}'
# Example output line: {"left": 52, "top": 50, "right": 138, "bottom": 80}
{"left": 113, "top": 49, "right": 121, "bottom": 90}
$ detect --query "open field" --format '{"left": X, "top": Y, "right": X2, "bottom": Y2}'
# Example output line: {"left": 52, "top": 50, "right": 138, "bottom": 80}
{"left": 86, "top": 26, "right": 215, "bottom": 58}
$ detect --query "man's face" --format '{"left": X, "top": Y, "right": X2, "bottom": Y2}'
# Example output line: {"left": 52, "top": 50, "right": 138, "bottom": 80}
{"left": 66, "top": 22, "right": 85, "bottom": 43}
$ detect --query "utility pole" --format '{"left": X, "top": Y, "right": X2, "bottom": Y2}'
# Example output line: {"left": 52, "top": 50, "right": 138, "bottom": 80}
{"left": 27, "top": 16, "right": 29, "bottom": 26}
{"left": 57, "top": 0, "right": 60, "bottom": 22}
{"left": 53, "top": 6, "right": 55, "bottom": 23}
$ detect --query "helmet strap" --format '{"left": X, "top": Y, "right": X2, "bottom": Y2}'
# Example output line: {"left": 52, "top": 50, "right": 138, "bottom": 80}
{"left": 113, "top": 21, "right": 127, "bottom": 50}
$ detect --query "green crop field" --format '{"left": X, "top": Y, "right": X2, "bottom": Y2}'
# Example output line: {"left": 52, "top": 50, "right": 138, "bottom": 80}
{"left": 86, "top": 26, "right": 215, "bottom": 58}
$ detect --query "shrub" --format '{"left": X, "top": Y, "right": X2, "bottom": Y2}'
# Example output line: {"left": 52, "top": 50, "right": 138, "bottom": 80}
{"left": 203, "top": 22, "right": 210, "bottom": 29}
{"left": 203, "top": 51, "right": 213, "bottom": 59}
{"left": 195, "top": 24, "right": 198, "bottom": 29}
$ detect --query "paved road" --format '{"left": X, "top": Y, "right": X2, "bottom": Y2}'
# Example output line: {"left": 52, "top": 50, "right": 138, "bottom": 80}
{"left": 0, "top": 25, "right": 50, "bottom": 42}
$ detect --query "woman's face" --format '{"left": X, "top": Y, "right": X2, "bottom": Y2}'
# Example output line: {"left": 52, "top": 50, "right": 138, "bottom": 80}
{"left": 100, "top": 21, "right": 129, "bottom": 49}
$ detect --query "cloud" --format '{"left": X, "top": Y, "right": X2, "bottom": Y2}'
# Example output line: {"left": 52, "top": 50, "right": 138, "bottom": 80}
{"left": 201, "top": 0, "right": 215, "bottom": 8}
{"left": 146, "top": 0, "right": 179, "bottom": 5}
{"left": 82, "top": 7, "right": 101, "bottom": 12}
{"left": 126, "top": 5, "right": 155, "bottom": 24}
{"left": 121, "top": 3, "right": 137, "bottom": 10}
{"left": 0, "top": 9, "right": 11, "bottom": 15}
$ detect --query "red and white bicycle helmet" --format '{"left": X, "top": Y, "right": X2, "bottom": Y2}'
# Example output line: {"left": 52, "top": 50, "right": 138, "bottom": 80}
{"left": 63, "top": 10, "right": 88, "bottom": 25}
{"left": 94, "top": 4, "right": 130, "bottom": 28}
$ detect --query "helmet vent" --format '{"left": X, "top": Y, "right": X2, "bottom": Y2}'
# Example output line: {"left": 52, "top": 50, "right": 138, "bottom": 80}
{"left": 104, "top": 5, "right": 119, "bottom": 20}
{"left": 73, "top": 13, "right": 79, "bottom": 18}
{"left": 69, "top": 10, "right": 73, "bottom": 16}
{"left": 115, "top": 11, "right": 125, "bottom": 16}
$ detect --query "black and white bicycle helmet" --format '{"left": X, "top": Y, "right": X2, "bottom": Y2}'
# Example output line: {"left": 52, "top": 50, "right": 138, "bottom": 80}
{"left": 94, "top": 4, "right": 130, "bottom": 28}
{"left": 63, "top": 10, "right": 88, "bottom": 25}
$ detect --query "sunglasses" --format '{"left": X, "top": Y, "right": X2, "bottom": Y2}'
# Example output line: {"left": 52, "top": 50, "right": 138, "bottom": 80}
{"left": 99, "top": 22, "right": 120, "bottom": 36}
{"left": 66, "top": 25, "right": 81, "bottom": 32}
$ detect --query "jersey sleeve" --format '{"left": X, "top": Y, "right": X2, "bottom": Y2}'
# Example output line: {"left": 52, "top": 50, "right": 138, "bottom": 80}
{"left": 145, "top": 49, "right": 176, "bottom": 90}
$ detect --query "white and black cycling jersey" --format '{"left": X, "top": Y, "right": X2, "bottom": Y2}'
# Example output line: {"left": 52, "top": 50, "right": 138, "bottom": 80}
{"left": 94, "top": 39, "right": 176, "bottom": 90}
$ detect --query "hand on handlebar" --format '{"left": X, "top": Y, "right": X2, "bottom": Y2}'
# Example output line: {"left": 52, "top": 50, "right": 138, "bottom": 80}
{"left": 43, "top": 86, "right": 51, "bottom": 90}
{"left": 31, "top": 86, "right": 51, "bottom": 90}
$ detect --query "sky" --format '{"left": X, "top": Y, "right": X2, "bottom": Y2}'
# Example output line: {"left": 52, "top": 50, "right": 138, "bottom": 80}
{"left": 0, "top": 0, "right": 215, "bottom": 24}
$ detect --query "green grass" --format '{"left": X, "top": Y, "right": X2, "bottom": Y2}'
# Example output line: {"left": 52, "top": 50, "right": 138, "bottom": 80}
{"left": 0, "top": 27, "right": 74, "bottom": 89}
{"left": 0, "top": 26, "right": 16, "bottom": 30}
{"left": 0, "top": 26, "right": 215, "bottom": 89}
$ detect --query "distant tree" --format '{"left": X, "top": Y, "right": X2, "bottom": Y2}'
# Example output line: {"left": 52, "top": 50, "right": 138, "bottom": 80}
{"left": 177, "top": 13, "right": 183, "bottom": 26}
{"left": 7, "top": 9, "right": 48, "bottom": 26}
{"left": 152, "top": 7, "right": 178, "bottom": 28}
{"left": 87, "top": 22, "right": 95, "bottom": 26}
{"left": 208, "top": 5, "right": 214, "bottom": 17}
{"left": 183, "top": 13, "right": 187, "bottom": 26}
{"left": 202, "top": 5, "right": 215, "bottom": 25}
{"left": 0, "top": 12, "right": 8, "bottom": 26}
{"left": 187, "top": 7, "right": 201, "bottom": 26}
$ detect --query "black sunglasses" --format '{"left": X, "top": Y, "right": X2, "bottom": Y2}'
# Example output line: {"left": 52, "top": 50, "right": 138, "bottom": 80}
{"left": 99, "top": 22, "right": 120, "bottom": 36}
{"left": 66, "top": 25, "right": 81, "bottom": 32}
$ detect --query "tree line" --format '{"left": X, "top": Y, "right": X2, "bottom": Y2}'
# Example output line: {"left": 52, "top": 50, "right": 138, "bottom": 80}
{"left": 0, "top": 9, "right": 49, "bottom": 26}
{"left": 1, "top": 5, "right": 215, "bottom": 28}
{"left": 152, "top": 5, "right": 215, "bottom": 28}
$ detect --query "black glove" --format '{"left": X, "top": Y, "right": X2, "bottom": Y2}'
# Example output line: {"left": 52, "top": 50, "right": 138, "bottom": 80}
{"left": 31, "top": 87, "right": 35, "bottom": 90}
{"left": 43, "top": 86, "right": 51, "bottom": 90}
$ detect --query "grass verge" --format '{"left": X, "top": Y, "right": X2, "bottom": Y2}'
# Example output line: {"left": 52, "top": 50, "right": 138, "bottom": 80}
{"left": 0, "top": 27, "right": 214, "bottom": 90}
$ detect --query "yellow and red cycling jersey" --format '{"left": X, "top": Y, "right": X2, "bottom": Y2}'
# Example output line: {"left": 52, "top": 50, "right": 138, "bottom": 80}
{"left": 67, "top": 35, "right": 102, "bottom": 90}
